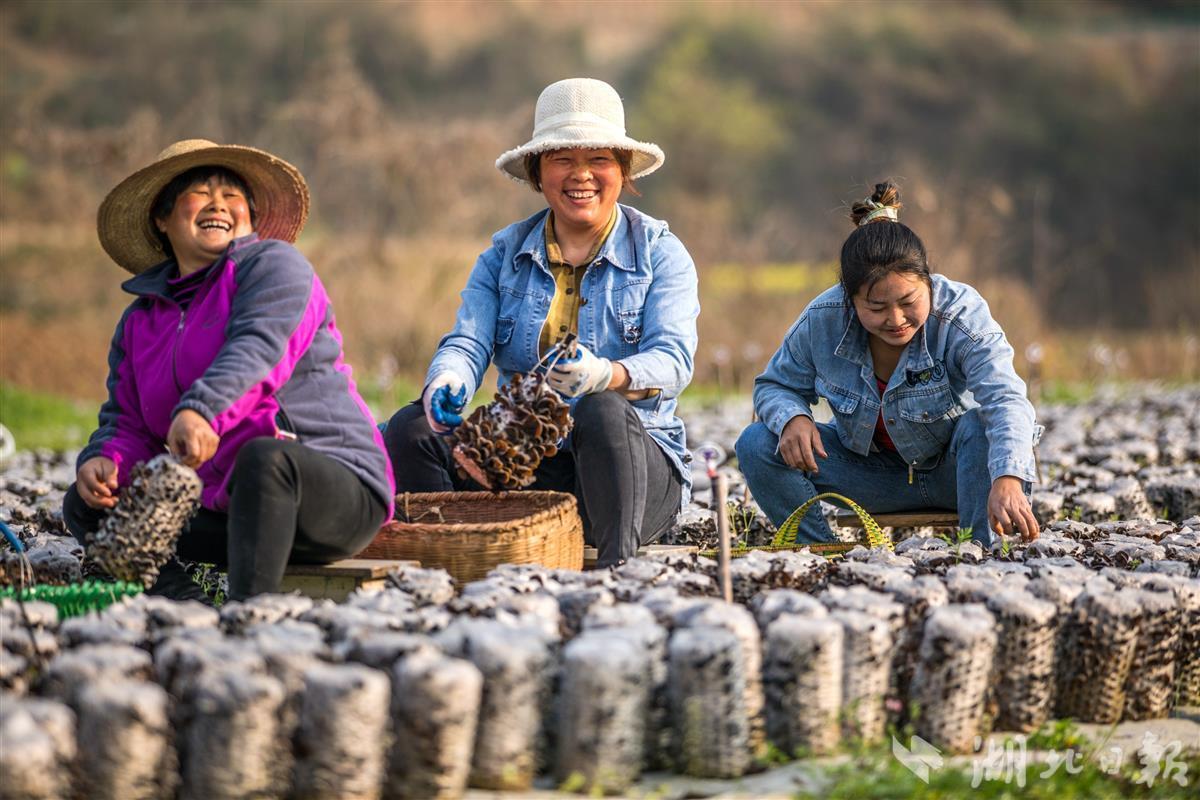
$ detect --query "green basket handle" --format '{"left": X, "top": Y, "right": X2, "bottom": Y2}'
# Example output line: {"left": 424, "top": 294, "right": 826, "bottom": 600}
{"left": 774, "top": 492, "right": 894, "bottom": 552}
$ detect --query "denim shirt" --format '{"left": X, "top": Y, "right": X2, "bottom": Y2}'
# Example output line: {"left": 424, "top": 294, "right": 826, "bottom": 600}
{"left": 753, "top": 275, "right": 1038, "bottom": 484}
{"left": 427, "top": 204, "right": 701, "bottom": 507}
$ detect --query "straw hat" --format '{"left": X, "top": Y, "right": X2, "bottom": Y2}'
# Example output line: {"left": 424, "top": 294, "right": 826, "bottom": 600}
{"left": 495, "top": 78, "right": 665, "bottom": 184}
{"left": 97, "top": 139, "right": 309, "bottom": 274}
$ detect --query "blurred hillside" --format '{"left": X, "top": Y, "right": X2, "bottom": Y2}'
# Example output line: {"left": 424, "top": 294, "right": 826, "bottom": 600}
{"left": 1, "top": 0, "right": 1198, "bottom": 403}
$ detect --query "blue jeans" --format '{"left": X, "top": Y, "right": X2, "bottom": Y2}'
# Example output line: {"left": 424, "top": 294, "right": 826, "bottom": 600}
{"left": 736, "top": 408, "right": 1011, "bottom": 547}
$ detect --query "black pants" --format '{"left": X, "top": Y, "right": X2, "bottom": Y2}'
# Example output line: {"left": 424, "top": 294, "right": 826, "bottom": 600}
{"left": 64, "top": 438, "right": 388, "bottom": 600}
{"left": 384, "top": 391, "right": 683, "bottom": 568}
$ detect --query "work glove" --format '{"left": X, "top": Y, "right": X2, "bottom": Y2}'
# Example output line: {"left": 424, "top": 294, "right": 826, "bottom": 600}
{"left": 546, "top": 343, "right": 613, "bottom": 398}
{"left": 423, "top": 371, "right": 468, "bottom": 433}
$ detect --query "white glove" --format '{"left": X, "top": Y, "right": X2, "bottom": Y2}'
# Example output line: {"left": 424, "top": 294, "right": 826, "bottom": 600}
{"left": 422, "top": 371, "right": 468, "bottom": 434}
{"left": 546, "top": 344, "right": 614, "bottom": 398}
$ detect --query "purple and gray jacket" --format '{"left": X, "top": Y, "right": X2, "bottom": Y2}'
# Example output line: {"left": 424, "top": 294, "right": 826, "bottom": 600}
{"left": 78, "top": 234, "right": 395, "bottom": 517}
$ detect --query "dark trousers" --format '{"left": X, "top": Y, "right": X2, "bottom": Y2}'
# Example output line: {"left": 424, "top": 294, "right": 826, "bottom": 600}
{"left": 384, "top": 391, "right": 683, "bottom": 568}
{"left": 64, "top": 438, "right": 388, "bottom": 600}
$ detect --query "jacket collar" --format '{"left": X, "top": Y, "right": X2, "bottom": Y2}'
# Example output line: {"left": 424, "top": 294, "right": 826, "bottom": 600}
{"left": 834, "top": 305, "right": 870, "bottom": 366}
{"left": 122, "top": 233, "right": 259, "bottom": 298}
{"left": 516, "top": 206, "right": 634, "bottom": 272}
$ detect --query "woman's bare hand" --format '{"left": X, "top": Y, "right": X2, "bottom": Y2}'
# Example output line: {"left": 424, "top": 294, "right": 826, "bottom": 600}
{"left": 988, "top": 476, "right": 1039, "bottom": 541}
{"left": 779, "top": 415, "right": 827, "bottom": 472}
{"left": 167, "top": 409, "right": 220, "bottom": 468}
{"left": 77, "top": 456, "right": 119, "bottom": 509}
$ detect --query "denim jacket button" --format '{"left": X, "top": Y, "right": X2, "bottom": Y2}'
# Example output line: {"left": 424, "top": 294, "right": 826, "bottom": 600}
{"left": 887, "top": 418, "right": 896, "bottom": 424}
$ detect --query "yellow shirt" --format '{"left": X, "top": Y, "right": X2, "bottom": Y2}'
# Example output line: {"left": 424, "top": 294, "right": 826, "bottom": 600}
{"left": 539, "top": 208, "right": 618, "bottom": 355}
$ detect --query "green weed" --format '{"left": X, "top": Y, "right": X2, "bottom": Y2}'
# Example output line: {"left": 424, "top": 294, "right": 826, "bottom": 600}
{"left": 1024, "top": 720, "right": 1091, "bottom": 752}
{"left": 757, "top": 740, "right": 797, "bottom": 768}
{"left": 186, "top": 563, "right": 226, "bottom": 606}
{"left": 937, "top": 527, "right": 975, "bottom": 560}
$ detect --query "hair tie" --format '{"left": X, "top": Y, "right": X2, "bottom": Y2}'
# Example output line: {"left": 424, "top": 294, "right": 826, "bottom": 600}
{"left": 859, "top": 206, "right": 898, "bottom": 225}
{"left": 858, "top": 198, "right": 898, "bottom": 226}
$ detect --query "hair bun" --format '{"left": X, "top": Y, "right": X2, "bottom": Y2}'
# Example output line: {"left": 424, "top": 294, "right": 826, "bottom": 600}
{"left": 850, "top": 181, "right": 902, "bottom": 227}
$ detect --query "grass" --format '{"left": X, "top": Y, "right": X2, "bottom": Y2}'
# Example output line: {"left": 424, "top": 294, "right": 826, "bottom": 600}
{"left": 0, "top": 381, "right": 95, "bottom": 451}
{"left": 1, "top": 375, "right": 1192, "bottom": 456}
{"left": 0, "top": 375, "right": 494, "bottom": 457}
{"left": 677, "top": 382, "right": 747, "bottom": 412}
{"left": 798, "top": 746, "right": 1199, "bottom": 799}
{"left": 794, "top": 720, "right": 1198, "bottom": 799}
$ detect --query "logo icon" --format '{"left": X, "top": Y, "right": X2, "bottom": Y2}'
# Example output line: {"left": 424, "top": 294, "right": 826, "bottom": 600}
{"left": 893, "top": 734, "right": 944, "bottom": 783}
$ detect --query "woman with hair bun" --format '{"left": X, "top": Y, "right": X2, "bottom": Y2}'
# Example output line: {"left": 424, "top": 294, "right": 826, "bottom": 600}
{"left": 736, "top": 182, "right": 1039, "bottom": 547}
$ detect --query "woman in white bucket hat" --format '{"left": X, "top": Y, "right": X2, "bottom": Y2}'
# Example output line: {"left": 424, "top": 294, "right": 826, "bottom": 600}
{"left": 383, "top": 78, "right": 700, "bottom": 568}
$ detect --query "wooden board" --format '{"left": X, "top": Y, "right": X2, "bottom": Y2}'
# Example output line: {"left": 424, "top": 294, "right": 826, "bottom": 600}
{"left": 835, "top": 510, "right": 960, "bottom": 529}
{"left": 282, "top": 558, "right": 418, "bottom": 579}
{"left": 583, "top": 544, "right": 698, "bottom": 570}
{"left": 279, "top": 558, "right": 418, "bottom": 601}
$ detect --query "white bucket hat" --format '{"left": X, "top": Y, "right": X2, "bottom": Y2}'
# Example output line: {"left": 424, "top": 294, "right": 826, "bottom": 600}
{"left": 495, "top": 78, "right": 665, "bottom": 184}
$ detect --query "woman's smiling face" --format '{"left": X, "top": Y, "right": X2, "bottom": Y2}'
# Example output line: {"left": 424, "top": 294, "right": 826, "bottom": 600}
{"left": 852, "top": 271, "right": 932, "bottom": 348}
{"left": 155, "top": 176, "right": 254, "bottom": 274}
{"left": 538, "top": 148, "right": 622, "bottom": 234}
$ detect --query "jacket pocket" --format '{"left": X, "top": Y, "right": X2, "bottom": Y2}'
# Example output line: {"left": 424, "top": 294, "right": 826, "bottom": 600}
{"left": 815, "top": 378, "right": 860, "bottom": 415}
{"left": 274, "top": 405, "right": 299, "bottom": 442}
{"left": 630, "top": 390, "right": 664, "bottom": 420}
{"left": 815, "top": 377, "right": 861, "bottom": 441}
{"left": 495, "top": 316, "right": 515, "bottom": 346}
{"left": 898, "top": 384, "right": 960, "bottom": 449}
{"left": 618, "top": 308, "right": 643, "bottom": 357}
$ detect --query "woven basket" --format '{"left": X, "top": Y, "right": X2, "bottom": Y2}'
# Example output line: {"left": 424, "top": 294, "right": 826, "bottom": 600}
{"left": 776, "top": 492, "right": 894, "bottom": 552}
{"left": 702, "top": 492, "right": 894, "bottom": 559}
{"left": 359, "top": 491, "right": 584, "bottom": 584}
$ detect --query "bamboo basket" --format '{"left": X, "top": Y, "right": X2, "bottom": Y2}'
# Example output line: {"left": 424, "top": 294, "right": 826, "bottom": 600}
{"left": 359, "top": 491, "right": 584, "bottom": 583}
{"left": 701, "top": 492, "right": 893, "bottom": 559}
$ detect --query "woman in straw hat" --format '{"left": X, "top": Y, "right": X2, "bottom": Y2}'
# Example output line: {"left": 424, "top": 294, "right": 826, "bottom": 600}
{"left": 383, "top": 78, "right": 700, "bottom": 568}
{"left": 65, "top": 140, "right": 394, "bottom": 601}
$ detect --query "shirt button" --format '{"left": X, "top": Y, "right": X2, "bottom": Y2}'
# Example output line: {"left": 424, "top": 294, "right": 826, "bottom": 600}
{"left": 559, "top": 325, "right": 567, "bottom": 332}
{"left": 566, "top": 288, "right": 573, "bottom": 294}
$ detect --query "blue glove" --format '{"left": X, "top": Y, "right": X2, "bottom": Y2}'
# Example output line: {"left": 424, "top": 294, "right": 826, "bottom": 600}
{"left": 423, "top": 371, "right": 468, "bottom": 433}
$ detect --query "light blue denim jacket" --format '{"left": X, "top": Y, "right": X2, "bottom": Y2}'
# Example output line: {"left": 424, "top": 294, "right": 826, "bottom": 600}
{"left": 753, "top": 275, "right": 1038, "bottom": 484}
{"left": 427, "top": 204, "right": 700, "bottom": 506}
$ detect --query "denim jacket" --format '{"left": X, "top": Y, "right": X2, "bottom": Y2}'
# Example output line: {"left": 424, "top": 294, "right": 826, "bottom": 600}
{"left": 427, "top": 204, "right": 700, "bottom": 506}
{"left": 753, "top": 275, "right": 1037, "bottom": 484}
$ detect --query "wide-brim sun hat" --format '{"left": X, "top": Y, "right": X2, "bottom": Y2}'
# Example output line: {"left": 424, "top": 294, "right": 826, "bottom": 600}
{"left": 495, "top": 78, "right": 665, "bottom": 184}
{"left": 97, "top": 139, "right": 310, "bottom": 274}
